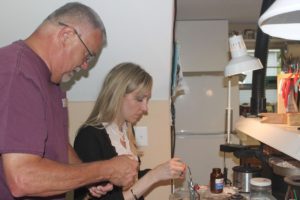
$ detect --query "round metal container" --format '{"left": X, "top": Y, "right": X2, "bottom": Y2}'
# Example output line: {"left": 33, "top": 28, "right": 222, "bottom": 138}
{"left": 233, "top": 165, "right": 261, "bottom": 193}
{"left": 269, "top": 157, "right": 300, "bottom": 177}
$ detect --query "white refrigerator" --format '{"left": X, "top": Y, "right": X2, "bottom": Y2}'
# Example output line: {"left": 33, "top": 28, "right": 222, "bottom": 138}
{"left": 174, "top": 73, "right": 240, "bottom": 187}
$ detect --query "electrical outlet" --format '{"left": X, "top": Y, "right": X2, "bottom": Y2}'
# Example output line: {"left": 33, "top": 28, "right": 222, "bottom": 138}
{"left": 134, "top": 126, "right": 148, "bottom": 146}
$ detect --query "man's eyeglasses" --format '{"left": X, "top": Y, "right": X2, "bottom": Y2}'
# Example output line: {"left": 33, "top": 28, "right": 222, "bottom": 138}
{"left": 58, "top": 22, "right": 95, "bottom": 65}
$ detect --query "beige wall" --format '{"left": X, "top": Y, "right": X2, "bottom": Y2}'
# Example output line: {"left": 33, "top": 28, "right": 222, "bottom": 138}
{"left": 68, "top": 100, "right": 171, "bottom": 200}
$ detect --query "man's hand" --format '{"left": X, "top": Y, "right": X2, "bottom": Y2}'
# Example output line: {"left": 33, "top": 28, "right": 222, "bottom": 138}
{"left": 108, "top": 155, "right": 138, "bottom": 188}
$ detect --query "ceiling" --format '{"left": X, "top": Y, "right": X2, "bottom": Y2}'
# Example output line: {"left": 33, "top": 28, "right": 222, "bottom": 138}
{"left": 176, "top": 0, "right": 264, "bottom": 24}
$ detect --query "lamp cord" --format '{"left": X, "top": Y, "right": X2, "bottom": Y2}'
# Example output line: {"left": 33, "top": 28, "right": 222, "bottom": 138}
{"left": 223, "top": 152, "right": 232, "bottom": 186}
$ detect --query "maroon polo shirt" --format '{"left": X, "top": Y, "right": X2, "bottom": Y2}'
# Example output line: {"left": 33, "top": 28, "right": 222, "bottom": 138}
{"left": 0, "top": 40, "right": 68, "bottom": 200}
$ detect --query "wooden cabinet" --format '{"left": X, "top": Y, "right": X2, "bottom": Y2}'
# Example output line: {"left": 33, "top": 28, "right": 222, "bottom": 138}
{"left": 175, "top": 20, "right": 228, "bottom": 72}
{"left": 287, "top": 44, "right": 300, "bottom": 57}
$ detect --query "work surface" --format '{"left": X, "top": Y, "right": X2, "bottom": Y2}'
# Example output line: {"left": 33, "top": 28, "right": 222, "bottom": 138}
{"left": 170, "top": 186, "right": 249, "bottom": 200}
{"left": 235, "top": 116, "right": 300, "bottom": 161}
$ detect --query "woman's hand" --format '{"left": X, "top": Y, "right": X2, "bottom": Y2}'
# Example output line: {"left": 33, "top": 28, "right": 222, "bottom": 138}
{"left": 87, "top": 183, "right": 113, "bottom": 198}
{"left": 121, "top": 157, "right": 186, "bottom": 200}
{"left": 153, "top": 157, "right": 186, "bottom": 182}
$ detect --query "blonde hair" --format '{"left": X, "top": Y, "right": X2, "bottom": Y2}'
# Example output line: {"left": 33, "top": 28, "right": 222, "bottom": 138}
{"left": 83, "top": 62, "right": 153, "bottom": 155}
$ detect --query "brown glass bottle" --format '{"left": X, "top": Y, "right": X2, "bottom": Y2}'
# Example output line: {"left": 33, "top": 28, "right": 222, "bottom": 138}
{"left": 210, "top": 168, "right": 224, "bottom": 193}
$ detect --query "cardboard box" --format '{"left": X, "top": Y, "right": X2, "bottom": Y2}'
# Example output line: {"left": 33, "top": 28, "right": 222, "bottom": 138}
{"left": 287, "top": 113, "right": 300, "bottom": 126}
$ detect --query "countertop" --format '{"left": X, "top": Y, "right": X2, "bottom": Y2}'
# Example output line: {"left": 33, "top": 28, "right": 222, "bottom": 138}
{"left": 170, "top": 186, "right": 249, "bottom": 200}
{"left": 235, "top": 116, "right": 300, "bottom": 161}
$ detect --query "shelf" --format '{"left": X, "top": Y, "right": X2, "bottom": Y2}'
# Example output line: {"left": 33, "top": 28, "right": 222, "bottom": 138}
{"left": 244, "top": 38, "right": 300, "bottom": 50}
{"left": 235, "top": 116, "right": 300, "bottom": 161}
{"left": 245, "top": 38, "right": 284, "bottom": 49}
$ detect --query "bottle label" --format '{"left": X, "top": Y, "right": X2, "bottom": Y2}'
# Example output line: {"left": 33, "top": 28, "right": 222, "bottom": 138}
{"left": 215, "top": 178, "right": 224, "bottom": 190}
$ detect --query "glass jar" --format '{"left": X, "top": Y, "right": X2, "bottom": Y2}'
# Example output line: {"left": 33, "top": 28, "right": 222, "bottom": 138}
{"left": 210, "top": 168, "right": 224, "bottom": 193}
{"left": 249, "top": 178, "right": 276, "bottom": 200}
{"left": 169, "top": 188, "right": 190, "bottom": 200}
{"left": 169, "top": 188, "right": 200, "bottom": 200}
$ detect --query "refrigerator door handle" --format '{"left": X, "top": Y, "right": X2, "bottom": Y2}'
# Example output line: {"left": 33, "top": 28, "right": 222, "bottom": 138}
{"left": 176, "top": 130, "right": 225, "bottom": 136}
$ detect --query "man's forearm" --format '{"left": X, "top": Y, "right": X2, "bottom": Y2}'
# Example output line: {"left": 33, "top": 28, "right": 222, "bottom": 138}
{"left": 3, "top": 153, "right": 113, "bottom": 197}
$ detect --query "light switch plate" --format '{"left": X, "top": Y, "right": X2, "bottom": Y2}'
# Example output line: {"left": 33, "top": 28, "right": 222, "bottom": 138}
{"left": 134, "top": 126, "right": 148, "bottom": 146}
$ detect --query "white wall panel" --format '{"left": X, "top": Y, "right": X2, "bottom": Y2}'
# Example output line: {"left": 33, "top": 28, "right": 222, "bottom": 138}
{"left": 0, "top": 0, "right": 174, "bottom": 100}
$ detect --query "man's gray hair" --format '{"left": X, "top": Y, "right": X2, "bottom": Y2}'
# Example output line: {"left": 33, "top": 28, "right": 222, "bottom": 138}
{"left": 45, "top": 2, "right": 107, "bottom": 46}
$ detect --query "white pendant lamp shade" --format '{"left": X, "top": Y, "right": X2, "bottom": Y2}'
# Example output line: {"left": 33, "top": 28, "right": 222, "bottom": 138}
{"left": 224, "top": 35, "right": 263, "bottom": 77}
{"left": 258, "top": 0, "right": 300, "bottom": 40}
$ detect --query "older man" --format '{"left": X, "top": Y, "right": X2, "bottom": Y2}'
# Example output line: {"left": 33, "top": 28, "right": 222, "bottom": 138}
{"left": 0, "top": 2, "right": 138, "bottom": 200}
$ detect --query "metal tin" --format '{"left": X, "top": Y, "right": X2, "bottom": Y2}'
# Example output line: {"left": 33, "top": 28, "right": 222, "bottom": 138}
{"left": 233, "top": 165, "right": 261, "bottom": 193}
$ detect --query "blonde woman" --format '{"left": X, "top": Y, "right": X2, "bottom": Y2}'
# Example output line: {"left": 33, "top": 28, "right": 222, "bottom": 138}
{"left": 74, "top": 62, "right": 186, "bottom": 200}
